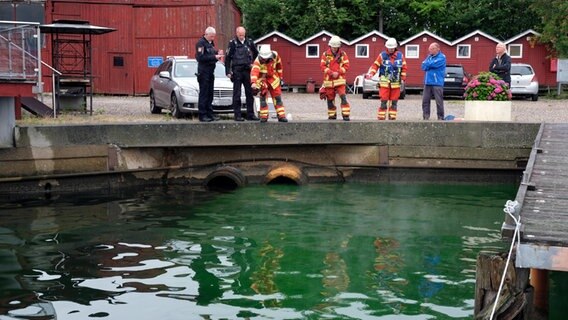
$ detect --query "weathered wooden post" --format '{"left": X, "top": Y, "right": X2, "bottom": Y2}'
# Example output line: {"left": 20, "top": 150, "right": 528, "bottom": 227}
{"left": 474, "top": 251, "right": 532, "bottom": 319}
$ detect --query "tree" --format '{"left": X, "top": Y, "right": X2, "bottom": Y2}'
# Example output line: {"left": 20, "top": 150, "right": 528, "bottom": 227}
{"left": 531, "top": 0, "right": 568, "bottom": 57}
{"left": 236, "top": 0, "right": 540, "bottom": 43}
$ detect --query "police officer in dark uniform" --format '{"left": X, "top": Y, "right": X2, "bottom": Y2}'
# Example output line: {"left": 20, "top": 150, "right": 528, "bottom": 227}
{"left": 195, "top": 26, "right": 223, "bottom": 122}
{"left": 225, "top": 26, "right": 259, "bottom": 121}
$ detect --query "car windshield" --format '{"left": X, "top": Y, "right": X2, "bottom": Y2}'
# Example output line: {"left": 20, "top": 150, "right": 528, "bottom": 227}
{"left": 173, "top": 61, "right": 228, "bottom": 79}
{"left": 511, "top": 65, "right": 533, "bottom": 76}
{"left": 446, "top": 66, "right": 463, "bottom": 77}
{"left": 174, "top": 62, "right": 197, "bottom": 78}
{"left": 215, "top": 62, "right": 228, "bottom": 78}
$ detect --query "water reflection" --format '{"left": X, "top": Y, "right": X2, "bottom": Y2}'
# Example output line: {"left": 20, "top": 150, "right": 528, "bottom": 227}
{"left": 1, "top": 183, "right": 520, "bottom": 319}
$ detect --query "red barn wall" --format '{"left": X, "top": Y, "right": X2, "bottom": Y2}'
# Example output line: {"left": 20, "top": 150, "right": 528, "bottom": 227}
{"left": 509, "top": 37, "right": 553, "bottom": 86}
{"left": 44, "top": 0, "right": 242, "bottom": 95}
{"left": 451, "top": 36, "right": 496, "bottom": 76}
{"left": 343, "top": 36, "right": 387, "bottom": 87}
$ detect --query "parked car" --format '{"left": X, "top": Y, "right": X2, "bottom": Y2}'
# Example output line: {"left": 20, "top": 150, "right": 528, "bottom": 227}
{"left": 443, "top": 64, "right": 470, "bottom": 98}
{"left": 149, "top": 56, "right": 246, "bottom": 118}
{"left": 361, "top": 72, "right": 405, "bottom": 100}
{"left": 510, "top": 63, "right": 539, "bottom": 101}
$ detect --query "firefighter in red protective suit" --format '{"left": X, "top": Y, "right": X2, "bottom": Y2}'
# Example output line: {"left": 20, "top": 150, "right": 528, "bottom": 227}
{"left": 366, "top": 38, "right": 407, "bottom": 120}
{"left": 250, "top": 45, "right": 288, "bottom": 122}
{"left": 320, "top": 35, "right": 350, "bottom": 121}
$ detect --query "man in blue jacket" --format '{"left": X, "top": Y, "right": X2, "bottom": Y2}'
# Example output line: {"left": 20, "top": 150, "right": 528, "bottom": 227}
{"left": 421, "top": 43, "right": 446, "bottom": 120}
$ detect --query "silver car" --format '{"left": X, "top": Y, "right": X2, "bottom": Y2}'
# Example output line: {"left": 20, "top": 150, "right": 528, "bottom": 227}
{"left": 510, "top": 63, "right": 539, "bottom": 101}
{"left": 361, "top": 72, "right": 405, "bottom": 100}
{"left": 149, "top": 57, "right": 246, "bottom": 118}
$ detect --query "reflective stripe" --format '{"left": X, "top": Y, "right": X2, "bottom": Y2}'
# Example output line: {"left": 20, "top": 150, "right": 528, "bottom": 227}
{"left": 323, "top": 78, "right": 347, "bottom": 87}
{"left": 341, "top": 104, "right": 350, "bottom": 116}
{"left": 388, "top": 110, "right": 397, "bottom": 120}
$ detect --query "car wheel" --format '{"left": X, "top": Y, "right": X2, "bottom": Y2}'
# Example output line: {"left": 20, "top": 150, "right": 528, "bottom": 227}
{"left": 532, "top": 94, "right": 539, "bottom": 101}
{"left": 171, "top": 94, "right": 183, "bottom": 119}
{"left": 150, "top": 91, "right": 161, "bottom": 114}
{"left": 362, "top": 92, "right": 370, "bottom": 99}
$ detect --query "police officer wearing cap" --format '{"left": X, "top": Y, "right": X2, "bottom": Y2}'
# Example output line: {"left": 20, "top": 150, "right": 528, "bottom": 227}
{"left": 225, "top": 26, "right": 259, "bottom": 121}
{"left": 195, "top": 26, "right": 223, "bottom": 122}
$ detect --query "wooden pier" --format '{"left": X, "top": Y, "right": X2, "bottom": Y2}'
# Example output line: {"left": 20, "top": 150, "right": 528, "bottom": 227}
{"left": 503, "top": 123, "right": 568, "bottom": 272}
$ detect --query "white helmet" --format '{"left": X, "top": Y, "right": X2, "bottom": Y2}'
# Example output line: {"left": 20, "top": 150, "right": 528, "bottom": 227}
{"left": 329, "top": 36, "right": 341, "bottom": 48}
{"left": 258, "top": 44, "right": 273, "bottom": 59}
{"left": 385, "top": 38, "right": 397, "bottom": 49}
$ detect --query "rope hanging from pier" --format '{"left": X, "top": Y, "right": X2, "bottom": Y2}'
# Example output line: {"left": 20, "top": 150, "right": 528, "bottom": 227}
{"left": 489, "top": 200, "right": 521, "bottom": 320}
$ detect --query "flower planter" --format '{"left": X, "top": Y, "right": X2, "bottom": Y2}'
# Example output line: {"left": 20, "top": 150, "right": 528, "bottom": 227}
{"left": 464, "top": 100, "right": 512, "bottom": 121}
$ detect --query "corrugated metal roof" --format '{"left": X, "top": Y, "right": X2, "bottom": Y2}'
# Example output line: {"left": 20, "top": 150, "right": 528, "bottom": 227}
{"left": 40, "top": 20, "right": 115, "bottom": 35}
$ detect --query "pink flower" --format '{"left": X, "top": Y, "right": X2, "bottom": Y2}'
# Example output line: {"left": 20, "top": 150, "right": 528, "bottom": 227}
{"left": 494, "top": 87, "right": 503, "bottom": 94}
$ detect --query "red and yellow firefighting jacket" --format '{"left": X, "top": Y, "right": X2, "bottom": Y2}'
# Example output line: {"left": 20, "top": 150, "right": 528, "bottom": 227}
{"left": 320, "top": 48, "right": 349, "bottom": 88}
{"left": 368, "top": 49, "right": 407, "bottom": 89}
{"left": 251, "top": 51, "right": 283, "bottom": 90}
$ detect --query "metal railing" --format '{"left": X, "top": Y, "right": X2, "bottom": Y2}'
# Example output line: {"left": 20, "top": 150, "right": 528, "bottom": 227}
{"left": 0, "top": 20, "right": 41, "bottom": 82}
{"left": 0, "top": 20, "right": 62, "bottom": 117}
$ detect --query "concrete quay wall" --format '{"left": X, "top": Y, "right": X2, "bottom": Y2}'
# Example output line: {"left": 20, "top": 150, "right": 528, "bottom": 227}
{"left": 0, "top": 121, "right": 540, "bottom": 194}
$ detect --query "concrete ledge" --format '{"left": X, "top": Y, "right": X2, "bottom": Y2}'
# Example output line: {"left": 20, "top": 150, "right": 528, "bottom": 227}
{"left": 1, "top": 121, "right": 540, "bottom": 193}
{"left": 0, "top": 145, "right": 109, "bottom": 178}
{"left": 14, "top": 121, "right": 540, "bottom": 149}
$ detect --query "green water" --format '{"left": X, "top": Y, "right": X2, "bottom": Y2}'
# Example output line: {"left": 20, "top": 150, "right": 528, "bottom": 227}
{"left": 0, "top": 183, "right": 566, "bottom": 319}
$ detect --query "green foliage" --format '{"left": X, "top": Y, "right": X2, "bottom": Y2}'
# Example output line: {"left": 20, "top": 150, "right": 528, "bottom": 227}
{"left": 464, "top": 72, "right": 512, "bottom": 101}
{"left": 236, "top": 0, "right": 541, "bottom": 43}
{"left": 531, "top": 0, "right": 568, "bottom": 57}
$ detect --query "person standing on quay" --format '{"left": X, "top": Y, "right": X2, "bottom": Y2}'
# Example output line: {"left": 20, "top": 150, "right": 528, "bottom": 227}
{"left": 320, "top": 35, "right": 351, "bottom": 121}
{"left": 250, "top": 45, "right": 288, "bottom": 123}
{"left": 366, "top": 37, "right": 407, "bottom": 120}
{"left": 489, "top": 42, "right": 511, "bottom": 86}
{"left": 195, "top": 26, "right": 224, "bottom": 122}
{"left": 225, "top": 26, "right": 259, "bottom": 121}
{"left": 421, "top": 42, "right": 446, "bottom": 120}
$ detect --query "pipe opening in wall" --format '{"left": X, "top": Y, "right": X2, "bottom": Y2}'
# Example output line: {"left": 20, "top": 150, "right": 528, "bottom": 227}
{"left": 204, "top": 166, "right": 247, "bottom": 192}
{"left": 206, "top": 175, "right": 240, "bottom": 191}
{"left": 264, "top": 165, "right": 307, "bottom": 185}
{"left": 266, "top": 175, "right": 299, "bottom": 185}
{"left": 44, "top": 182, "right": 52, "bottom": 199}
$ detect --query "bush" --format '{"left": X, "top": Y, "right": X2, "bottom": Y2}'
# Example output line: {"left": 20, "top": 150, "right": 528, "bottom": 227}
{"left": 464, "top": 72, "right": 512, "bottom": 101}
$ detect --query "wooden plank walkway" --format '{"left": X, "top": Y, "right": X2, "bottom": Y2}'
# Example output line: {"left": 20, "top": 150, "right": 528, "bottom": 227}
{"left": 503, "top": 123, "right": 568, "bottom": 271}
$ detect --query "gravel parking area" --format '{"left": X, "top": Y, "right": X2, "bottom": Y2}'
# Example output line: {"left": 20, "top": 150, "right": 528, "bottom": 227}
{"left": 20, "top": 92, "right": 568, "bottom": 124}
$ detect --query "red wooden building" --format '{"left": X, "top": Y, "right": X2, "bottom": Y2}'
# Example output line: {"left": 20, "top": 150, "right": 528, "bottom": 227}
{"left": 255, "top": 29, "right": 557, "bottom": 91}
{"left": 43, "top": 0, "right": 242, "bottom": 95}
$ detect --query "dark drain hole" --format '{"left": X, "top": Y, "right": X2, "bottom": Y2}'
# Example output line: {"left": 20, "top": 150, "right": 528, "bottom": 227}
{"left": 206, "top": 176, "right": 240, "bottom": 192}
{"left": 267, "top": 176, "right": 298, "bottom": 185}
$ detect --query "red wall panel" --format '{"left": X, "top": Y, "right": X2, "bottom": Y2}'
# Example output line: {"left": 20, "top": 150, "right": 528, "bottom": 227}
{"left": 45, "top": 0, "right": 241, "bottom": 95}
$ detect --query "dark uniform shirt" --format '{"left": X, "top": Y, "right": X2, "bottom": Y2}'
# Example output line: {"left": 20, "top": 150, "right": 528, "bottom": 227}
{"left": 195, "top": 36, "right": 218, "bottom": 74}
{"left": 225, "top": 37, "right": 258, "bottom": 75}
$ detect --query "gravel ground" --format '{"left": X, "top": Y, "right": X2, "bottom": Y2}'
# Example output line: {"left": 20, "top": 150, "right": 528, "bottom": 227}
{"left": 20, "top": 92, "right": 568, "bottom": 124}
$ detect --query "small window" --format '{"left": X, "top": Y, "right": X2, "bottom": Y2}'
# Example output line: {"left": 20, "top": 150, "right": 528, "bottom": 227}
{"left": 405, "top": 45, "right": 419, "bottom": 59}
{"left": 355, "top": 44, "right": 369, "bottom": 58}
{"left": 508, "top": 44, "right": 522, "bottom": 58}
{"left": 113, "top": 56, "right": 124, "bottom": 67}
{"left": 306, "top": 44, "right": 319, "bottom": 58}
{"left": 456, "top": 44, "right": 471, "bottom": 58}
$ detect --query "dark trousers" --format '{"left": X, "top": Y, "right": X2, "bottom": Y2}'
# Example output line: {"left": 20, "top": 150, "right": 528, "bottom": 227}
{"left": 422, "top": 85, "right": 445, "bottom": 120}
{"left": 198, "top": 71, "right": 215, "bottom": 119}
{"left": 231, "top": 67, "right": 255, "bottom": 118}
